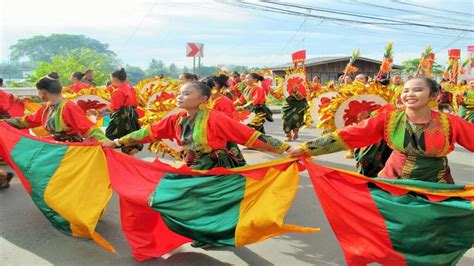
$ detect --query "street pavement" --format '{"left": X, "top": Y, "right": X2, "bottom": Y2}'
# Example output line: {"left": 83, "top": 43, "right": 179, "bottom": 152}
{"left": 1, "top": 113, "right": 473, "bottom": 265}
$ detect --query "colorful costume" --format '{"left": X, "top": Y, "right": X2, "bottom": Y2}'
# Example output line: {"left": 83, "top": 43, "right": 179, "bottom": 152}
{"left": 3, "top": 100, "right": 106, "bottom": 142}
{"left": 105, "top": 83, "right": 142, "bottom": 154}
{"left": 458, "top": 91, "right": 474, "bottom": 122}
{"left": 302, "top": 105, "right": 474, "bottom": 183}
{"left": 67, "top": 81, "right": 90, "bottom": 93}
{"left": 235, "top": 85, "right": 273, "bottom": 134}
{"left": 119, "top": 109, "right": 290, "bottom": 246}
{"left": 281, "top": 81, "right": 308, "bottom": 138}
{"left": 210, "top": 95, "right": 246, "bottom": 166}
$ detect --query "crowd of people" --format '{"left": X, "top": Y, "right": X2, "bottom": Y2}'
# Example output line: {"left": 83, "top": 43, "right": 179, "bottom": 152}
{"left": 0, "top": 64, "right": 473, "bottom": 259}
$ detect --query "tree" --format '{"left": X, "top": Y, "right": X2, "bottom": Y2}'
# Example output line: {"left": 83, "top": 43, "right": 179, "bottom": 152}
{"left": 199, "top": 65, "right": 220, "bottom": 77}
{"left": 401, "top": 58, "right": 444, "bottom": 76}
{"left": 126, "top": 65, "right": 146, "bottom": 85}
{"left": 168, "top": 63, "right": 179, "bottom": 78}
{"left": 9, "top": 34, "right": 115, "bottom": 63}
{"left": 29, "top": 48, "right": 120, "bottom": 86}
{"left": 146, "top": 59, "right": 167, "bottom": 77}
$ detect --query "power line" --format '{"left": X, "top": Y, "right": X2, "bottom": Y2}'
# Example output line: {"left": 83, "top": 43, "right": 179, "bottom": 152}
{"left": 391, "top": 0, "right": 474, "bottom": 17}
{"left": 122, "top": 0, "right": 158, "bottom": 48}
{"left": 223, "top": 0, "right": 474, "bottom": 38}
{"left": 345, "top": 0, "right": 473, "bottom": 26}
{"left": 261, "top": 1, "right": 473, "bottom": 32}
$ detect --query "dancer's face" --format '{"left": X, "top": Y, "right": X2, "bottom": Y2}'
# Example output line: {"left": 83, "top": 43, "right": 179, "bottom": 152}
{"left": 176, "top": 84, "right": 208, "bottom": 110}
{"left": 401, "top": 79, "right": 435, "bottom": 109}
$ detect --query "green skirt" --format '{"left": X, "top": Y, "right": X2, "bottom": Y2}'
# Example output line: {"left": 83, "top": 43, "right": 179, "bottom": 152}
{"left": 282, "top": 97, "right": 309, "bottom": 133}
{"left": 247, "top": 104, "right": 273, "bottom": 134}
{"left": 106, "top": 106, "right": 143, "bottom": 154}
{"left": 149, "top": 151, "right": 246, "bottom": 246}
{"left": 354, "top": 140, "right": 392, "bottom": 178}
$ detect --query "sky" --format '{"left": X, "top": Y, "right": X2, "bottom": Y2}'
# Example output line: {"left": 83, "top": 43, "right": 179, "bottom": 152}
{"left": 0, "top": 0, "right": 473, "bottom": 69}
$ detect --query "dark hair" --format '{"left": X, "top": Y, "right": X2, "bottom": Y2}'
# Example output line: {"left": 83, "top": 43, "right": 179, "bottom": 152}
{"left": 201, "top": 76, "right": 216, "bottom": 88}
{"left": 181, "top": 72, "right": 198, "bottom": 81}
{"left": 85, "top": 69, "right": 93, "bottom": 74}
{"left": 248, "top": 73, "right": 264, "bottom": 82}
{"left": 36, "top": 72, "right": 62, "bottom": 94}
{"left": 214, "top": 74, "right": 229, "bottom": 88}
{"left": 0, "top": 78, "right": 3, "bottom": 86}
{"left": 231, "top": 71, "right": 239, "bottom": 76}
{"left": 186, "top": 81, "right": 211, "bottom": 99}
{"left": 71, "top": 71, "right": 85, "bottom": 81}
{"left": 112, "top": 68, "right": 127, "bottom": 82}
{"left": 418, "top": 77, "right": 440, "bottom": 95}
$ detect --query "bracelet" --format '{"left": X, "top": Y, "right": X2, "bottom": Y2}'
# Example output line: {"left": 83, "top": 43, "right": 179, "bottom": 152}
{"left": 113, "top": 139, "right": 122, "bottom": 147}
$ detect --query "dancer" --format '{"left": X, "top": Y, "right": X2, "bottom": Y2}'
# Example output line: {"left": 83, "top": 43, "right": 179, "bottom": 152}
{"left": 179, "top": 72, "right": 198, "bottom": 84}
{"left": 281, "top": 75, "right": 308, "bottom": 141}
{"left": 104, "top": 68, "right": 142, "bottom": 155}
{"left": 2, "top": 73, "right": 108, "bottom": 188}
{"left": 67, "top": 72, "right": 90, "bottom": 93}
{"left": 234, "top": 73, "right": 273, "bottom": 133}
{"left": 204, "top": 76, "right": 246, "bottom": 166}
{"left": 289, "top": 78, "right": 474, "bottom": 183}
{"left": 103, "top": 81, "right": 291, "bottom": 247}
{"left": 458, "top": 80, "right": 474, "bottom": 122}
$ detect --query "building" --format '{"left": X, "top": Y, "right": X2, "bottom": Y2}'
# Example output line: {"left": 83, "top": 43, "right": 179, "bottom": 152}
{"left": 269, "top": 56, "right": 403, "bottom": 83}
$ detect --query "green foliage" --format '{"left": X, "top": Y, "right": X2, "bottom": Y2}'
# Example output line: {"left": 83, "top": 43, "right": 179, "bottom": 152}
{"left": 10, "top": 34, "right": 115, "bottom": 63}
{"left": 401, "top": 58, "right": 444, "bottom": 76}
{"left": 145, "top": 59, "right": 167, "bottom": 77}
{"left": 29, "top": 48, "right": 120, "bottom": 86}
{"left": 5, "top": 80, "right": 32, "bottom": 88}
{"left": 126, "top": 65, "right": 146, "bottom": 85}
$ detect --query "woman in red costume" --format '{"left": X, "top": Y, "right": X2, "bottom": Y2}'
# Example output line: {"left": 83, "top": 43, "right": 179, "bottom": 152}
{"left": 289, "top": 77, "right": 474, "bottom": 183}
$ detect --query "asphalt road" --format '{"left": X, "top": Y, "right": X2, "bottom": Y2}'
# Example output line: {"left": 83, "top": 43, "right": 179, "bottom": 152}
{"left": 1, "top": 114, "right": 473, "bottom": 265}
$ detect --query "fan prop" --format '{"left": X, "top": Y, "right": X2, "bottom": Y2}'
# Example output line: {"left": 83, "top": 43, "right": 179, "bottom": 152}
{"left": 311, "top": 92, "right": 338, "bottom": 123}
{"left": 71, "top": 95, "right": 111, "bottom": 126}
{"left": 334, "top": 94, "right": 387, "bottom": 129}
{"left": 136, "top": 77, "right": 169, "bottom": 95}
{"left": 283, "top": 73, "right": 306, "bottom": 98}
{"left": 146, "top": 91, "right": 177, "bottom": 109}
{"left": 233, "top": 109, "right": 256, "bottom": 125}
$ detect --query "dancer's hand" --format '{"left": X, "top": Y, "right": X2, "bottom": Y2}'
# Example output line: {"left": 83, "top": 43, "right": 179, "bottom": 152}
{"left": 102, "top": 139, "right": 116, "bottom": 148}
{"left": 287, "top": 146, "right": 306, "bottom": 157}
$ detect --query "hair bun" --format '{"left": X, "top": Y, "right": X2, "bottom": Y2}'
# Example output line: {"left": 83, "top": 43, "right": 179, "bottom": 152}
{"left": 119, "top": 68, "right": 125, "bottom": 72}
{"left": 48, "top": 72, "right": 60, "bottom": 80}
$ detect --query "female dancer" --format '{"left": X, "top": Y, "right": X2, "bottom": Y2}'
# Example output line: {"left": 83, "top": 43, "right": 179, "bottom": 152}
{"left": 67, "top": 72, "right": 90, "bottom": 93}
{"left": 4, "top": 72, "right": 107, "bottom": 142}
{"left": 104, "top": 68, "right": 142, "bottom": 155}
{"left": 2, "top": 73, "right": 108, "bottom": 188}
{"left": 281, "top": 77, "right": 308, "bottom": 141}
{"left": 103, "top": 81, "right": 290, "bottom": 247}
{"left": 458, "top": 80, "right": 474, "bottom": 122}
{"left": 289, "top": 78, "right": 474, "bottom": 183}
{"left": 234, "top": 73, "right": 273, "bottom": 134}
{"left": 203, "top": 76, "right": 246, "bottom": 166}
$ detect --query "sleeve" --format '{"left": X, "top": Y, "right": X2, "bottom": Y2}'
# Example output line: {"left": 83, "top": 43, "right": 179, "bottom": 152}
{"left": 62, "top": 102, "right": 108, "bottom": 141}
{"left": 301, "top": 109, "right": 387, "bottom": 156}
{"left": 110, "top": 89, "right": 126, "bottom": 111}
{"left": 213, "top": 112, "right": 289, "bottom": 154}
{"left": 119, "top": 115, "right": 179, "bottom": 146}
{"left": 250, "top": 87, "right": 265, "bottom": 105}
{"left": 0, "top": 90, "right": 13, "bottom": 111}
{"left": 3, "top": 104, "right": 46, "bottom": 129}
{"left": 450, "top": 115, "right": 474, "bottom": 152}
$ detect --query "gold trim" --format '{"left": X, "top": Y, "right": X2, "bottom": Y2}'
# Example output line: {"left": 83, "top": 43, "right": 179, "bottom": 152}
{"left": 438, "top": 113, "right": 451, "bottom": 156}
{"left": 245, "top": 131, "right": 261, "bottom": 147}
